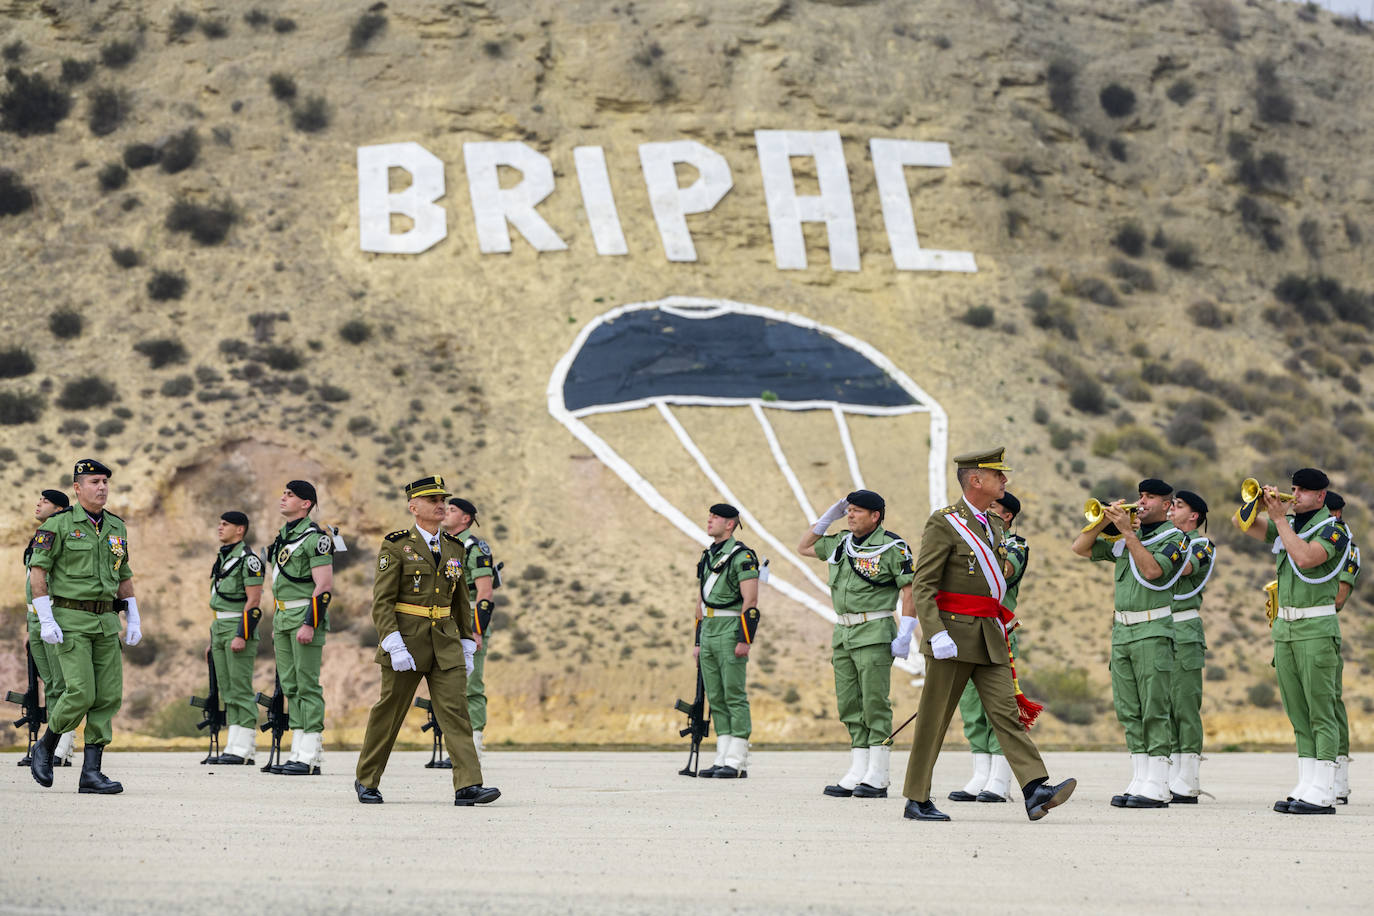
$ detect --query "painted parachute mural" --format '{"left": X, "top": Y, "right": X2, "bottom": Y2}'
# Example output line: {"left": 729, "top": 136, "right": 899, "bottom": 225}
{"left": 547, "top": 297, "right": 949, "bottom": 677}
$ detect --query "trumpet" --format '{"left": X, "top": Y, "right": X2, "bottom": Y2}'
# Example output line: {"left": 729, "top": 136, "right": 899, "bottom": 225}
{"left": 1082, "top": 498, "right": 1138, "bottom": 535}
{"left": 1235, "top": 478, "right": 1295, "bottom": 533}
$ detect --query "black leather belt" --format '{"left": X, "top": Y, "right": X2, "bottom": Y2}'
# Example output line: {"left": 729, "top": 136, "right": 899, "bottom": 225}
{"left": 52, "top": 596, "right": 117, "bottom": 613}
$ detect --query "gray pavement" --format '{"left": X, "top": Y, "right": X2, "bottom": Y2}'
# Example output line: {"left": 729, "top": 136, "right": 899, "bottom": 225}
{"left": 1, "top": 750, "right": 1370, "bottom": 914}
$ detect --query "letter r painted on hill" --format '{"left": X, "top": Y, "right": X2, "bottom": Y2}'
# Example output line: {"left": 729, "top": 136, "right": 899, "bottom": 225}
{"left": 464, "top": 142, "right": 568, "bottom": 254}
{"left": 357, "top": 142, "right": 447, "bottom": 254}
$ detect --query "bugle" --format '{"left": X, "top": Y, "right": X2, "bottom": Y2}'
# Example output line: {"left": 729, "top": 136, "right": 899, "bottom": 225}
{"left": 1235, "top": 478, "right": 1295, "bottom": 532}
{"left": 1082, "top": 498, "right": 1137, "bottom": 536}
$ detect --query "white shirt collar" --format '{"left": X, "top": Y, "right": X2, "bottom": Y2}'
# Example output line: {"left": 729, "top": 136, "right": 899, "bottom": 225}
{"left": 961, "top": 496, "right": 988, "bottom": 522}
{"left": 414, "top": 522, "right": 440, "bottom": 545}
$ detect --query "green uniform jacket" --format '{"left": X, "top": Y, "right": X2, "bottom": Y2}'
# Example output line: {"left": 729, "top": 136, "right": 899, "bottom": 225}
{"left": 697, "top": 536, "right": 760, "bottom": 639}
{"left": 26, "top": 506, "right": 132, "bottom": 599}
{"left": 912, "top": 502, "right": 1009, "bottom": 664}
{"left": 1002, "top": 533, "right": 1028, "bottom": 614}
{"left": 269, "top": 517, "right": 333, "bottom": 603}
{"left": 209, "top": 542, "right": 265, "bottom": 612}
{"left": 24, "top": 527, "right": 41, "bottom": 604}
{"left": 1090, "top": 521, "right": 1187, "bottom": 645}
{"left": 454, "top": 525, "right": 497, "bottom": 635}
{"left": 371, "top": 527, "right": 474, "bottom": 670}
{"left": 1171, "top": 535, "right": 1214, "bottom": 647}
{"left": 1338, "top": 523, "right": 1359, "bottom": 590}
{"left": 1266, "top": 509, "right": 1346, "bottom": 642}
{"left": 816, "top": 525, "right": 913, "bottom": 649}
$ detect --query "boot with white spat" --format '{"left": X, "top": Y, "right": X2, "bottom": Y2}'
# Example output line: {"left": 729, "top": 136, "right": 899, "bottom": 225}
{"left": 853, "top": 745, "right": 890, "bottom": 798}
{"left": 949, "top": 752, "right": 991, "bottom": 802}
{"left": 281, "top": 732, "right": 322, "bottom": 775}
{"left": 1169, "top": 753, "right": 1202, "bottom": 804}
{"left": 1125, "top": 756, "right": 1171, "bottom": 808}
{"left": 698, "top": 735, "right": 729, "bottom": 778}
{"left": 1290, "top": 760, "right": 1337, "bottom": 815}
{"left": 977, "top": 754, "right": 1012, "bottom": 802}
{"left": 54, "top": 731, "right": 76, "bottom": 768}
{"left": 272, "top": 729, "right": 302, "bottom": 774}
{"left": 715, "top": 736, "right": 748, "bottom": 779}
{"left": 1275, "top": 757, "right": 1312, "bottom": 813}
{"left": 216, "top": 725, "right": 256, "bottom": 764}
{"left": 824, "top": 747, "right": 868, "bottom": 797}
{"left": 1335, "top": 755, "right": 1351, "bottom": 804}
{"left": 1112, "top": 753, "right": 1147, "bottom": 807}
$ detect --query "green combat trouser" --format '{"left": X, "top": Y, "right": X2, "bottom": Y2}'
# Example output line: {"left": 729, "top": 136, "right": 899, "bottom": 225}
{"left": 959, "top": 631, "right": 1018, "bottom": 755}
{"left": 273, "top": 612, "right": 325, "bottom": 733}
{"left": 27, "top": 611, "right": 67, "bottom": 709}
{"left": 832, "top": 642, "right": 893, "bottom": 747}
{"left": 1110, "top": 635, "right": 1174, "bottom": 757}
{"left": 1274, "top": 636, "right": 1341, "bottom": 760}
{"left": 1336, "top": 652, "right": 1349, "bottom": 758}
{"left": 700, "top": 620, "right": 750, "bottom": 738}
{"left": 210, "top": 618, "right": 260, "bottom": 729}
{"left": 48, "top": 607, "right": 122, "bottom": 746}
{"left": 466, "top": 642, "right": 487, "bottom": 733}
{"left": 1169, "top": 641, "right": 1205, "bottom": 756}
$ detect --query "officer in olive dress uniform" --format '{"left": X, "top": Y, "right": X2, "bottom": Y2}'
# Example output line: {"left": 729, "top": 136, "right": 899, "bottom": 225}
{"left": 949, "top": 491, "right": 1027, "bottom": 804}
{"left": 1072, "top": 478, "right": 1187, "bottom": 809}
{"left": 1327, "top": 491, "right": 1356, "bottom": 804}
{"left": 443, "top": 497, "right": 499, "bottom": 759}
{"left": 1234, "top": 468, "right": 1347, "bottom": 814}
{"left": 23, "top": 488, "right": 77, "bottom": 767}
{"left": 798, "top": 489, "right": 914, "bottom": 799}
{"left": 205, "top": 511, "right": 265, "bottom": 765}
{"left": 355, "top": 476, "right": 499, "bottom": 806}
{"left": 267, "top": 480, "right": 333, "bottom": 775}
{"left": 26, "top": 459, "right": 142, "bottom": 794}
{"left": 902, "top": 449, "right": 1075, "bottom": 822}
{"left": 693, "top": 503, "right": 761, "bottom": 779}
{"left": 1166, "top": 490, "right": 1214, "bottom": 803}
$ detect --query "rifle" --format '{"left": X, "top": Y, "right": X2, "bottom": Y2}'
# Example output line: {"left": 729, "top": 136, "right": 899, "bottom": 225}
{"left": 189, "top": 651, "right": 226, "bottom": 764}
{"left": 255, "top": 672, "right": 287, "bottom": 773}
{"left": 6, "top": 641, "right": 46, "bottom": 766}
{"left": 413, "top": 697, "right": 452, "bottom": 769}
{"left": 673, "top": 656, "right": 710, "bottom": 776}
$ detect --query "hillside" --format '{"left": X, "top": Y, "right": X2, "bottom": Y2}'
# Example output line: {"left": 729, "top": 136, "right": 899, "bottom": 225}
{"left": 1, "top": 0, "right": 1372, "bottom": 752}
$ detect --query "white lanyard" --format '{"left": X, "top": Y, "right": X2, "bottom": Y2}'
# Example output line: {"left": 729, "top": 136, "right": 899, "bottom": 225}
{"left": 1113, "top": 524, "right": 1189, "bottom": 592}
{"left": 1173, "top": 537, "right": 1215, "bottom": 601}
{"left": 1274, "top": 518, "right": 1349, "bottom": 585}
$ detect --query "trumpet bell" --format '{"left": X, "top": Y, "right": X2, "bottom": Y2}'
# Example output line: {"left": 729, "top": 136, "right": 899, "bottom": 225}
{"left": 1083, "top": 498, "right": 1138, "bottom": 533}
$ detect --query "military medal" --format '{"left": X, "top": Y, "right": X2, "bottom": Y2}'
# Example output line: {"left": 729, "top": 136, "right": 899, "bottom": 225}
{"left": 108, "top": 535, "right": 126, "bottom": 572}
{"left": 444, "top": 558, "right": 461, "bottom": 581}
{"left": 412, "top": 573, "right": 423, "bottom": 592}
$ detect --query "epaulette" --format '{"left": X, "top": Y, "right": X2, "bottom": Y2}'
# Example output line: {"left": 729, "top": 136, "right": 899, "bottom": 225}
{"left": 884, "top": 530, "right": 904, "bottom": 542}
{"left": 384, "top": 529, "right": 409, "bottom": 542}
{"left": 940, "top": 506, "right": 957, "bottom": 515}
{"left": 442, "top": 531, "right": 462, "bottom": 544}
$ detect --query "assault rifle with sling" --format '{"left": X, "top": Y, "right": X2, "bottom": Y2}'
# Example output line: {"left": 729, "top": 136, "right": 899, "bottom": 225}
{"left": 413, "top": 697, "right": 453, "bottom": 768}
{"left": 673, "top": 655, "right": 710, "bottom": 777}
{"left": 6, "top": 642, "right": 46, "bottom": 766}
{"left": 255, "top": 672, "right": 288, "bottom": 773}
{"left": 189, "top": 651, "right": 225, "bottom": 764}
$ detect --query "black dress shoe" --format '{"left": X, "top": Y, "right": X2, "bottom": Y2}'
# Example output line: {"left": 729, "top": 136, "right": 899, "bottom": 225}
{"left": 903, "top": 799, "right": 951, "bottom": 821}
{"left": 30, "top": 728, "right": 60, "bottom": 788}
{"left": 1288, "top": 799, "right": 1335, "bottom": 815}
{"left": 1110, "top": 794, "right": 1134, "bottom": 807}
{"left": 852, "top": 783, "right": 887, "bottom": 798}
{"left": 712, "top": 765, "right": 741, "bottom": 779}
{"left": 697, "top": 766, "right": 719, "bottom": 779}
{"left": 947, "top": 790, "right": 979, "bottom": 802}
{"left": 976, "top": 790, "right": 1008, "bottom": 803}
{"left": 268, "top": 763, "right": 285, "bottom": 775}
{"left": 78, "top": 746, "right": 123, "bottom": 795}
{"left": 1170, "top": 792, "right": 1199, "bottom": 805}
{"left": 1124, "top": 794, "right": 1168, "bottom": 809}
{"left": 454, "top": 784, "right": 501, "bottom": 806}
{"left": 279, "top": 761, "right": 320, "bottom": 776}
{"left": 1025, "top": 777, "right": 1076, "bottom": 821}
{"left": 823, "top": 784, "right": 854, "bottom": 797}
{"left": 1273, "top": 798, "right": 1293, "bottom": 813}
{"left": 215, "top": 754, "right": 248, "bottom": 765}
{"left": 355, "top": 780, "right": 384, "bottom": 804}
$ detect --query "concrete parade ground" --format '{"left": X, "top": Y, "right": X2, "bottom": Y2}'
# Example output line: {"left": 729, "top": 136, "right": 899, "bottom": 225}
{"left": 1, "top": 750, "right": 1371, "bottom": 915}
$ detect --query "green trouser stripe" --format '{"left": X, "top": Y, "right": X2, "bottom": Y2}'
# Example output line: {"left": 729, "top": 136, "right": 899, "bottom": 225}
{"left": 1110, "top": 635, "right": 1174, "bottom": 756}
{"left": 47, "top": 608, "right": 122, "bottom": 746}
{"left": 209, "top": 618, "right": 260, "bottom": 729}
{"left": 466, "top": 643, "right": 487, "bottom": 732}
{"left": 274, "top": 621, "right": 325, "bottom": 733}
{"left": 1274, "top": 636, "right": 1341, "bottom": 760}
{"left": 1169, "top": 641, "right": 1205, "bottom": 755}
{"left": 832, "top": 641, "right": 892, "bottom": 747}
{"left": 700, "top": 624, "right": 750, "bottom": 738}
{"left": 26, "top": 613, "right": 66, "bottom": 708}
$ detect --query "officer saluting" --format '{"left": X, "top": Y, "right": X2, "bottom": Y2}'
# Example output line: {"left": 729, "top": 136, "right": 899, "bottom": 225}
{"left": 206, "top": 511, "right": 265, "bottom": 765}
{"left": 26, "top": 458, "right": 142, "bottom": 794}
{"left": 23, "top": 488, "right": 77, "bottom": 768}
{"left": 902, "top": 448, "right": 1074, "bottom": 822}
{"left": 355, "top": 476, "right": 499, "bottom": 806}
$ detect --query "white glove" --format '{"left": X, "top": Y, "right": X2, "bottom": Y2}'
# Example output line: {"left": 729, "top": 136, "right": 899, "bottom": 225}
{"left": 122, "top": 597, "right": 141, "bottom": 646}
{"left": 380, "top": 631, "right": 416, "bottom": 672}
{"left": 930, "top": 630, "right": 957, "bottom": 660}
{"left": 890, "top": 615, "right": 916, "bottom": 658}
{"left": 34, "top": 596, "right": 62, "bottom": 644}
{"left": 461, "top": 638, "right": 477, "bottom": 675}
{"left": 812, "top": 499, "right": 849, "bottom": 536}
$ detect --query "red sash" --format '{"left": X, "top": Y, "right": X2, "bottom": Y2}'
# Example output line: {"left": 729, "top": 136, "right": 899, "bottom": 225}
{"left": 933, "top": 591, "right": 1043, "bottom": 730}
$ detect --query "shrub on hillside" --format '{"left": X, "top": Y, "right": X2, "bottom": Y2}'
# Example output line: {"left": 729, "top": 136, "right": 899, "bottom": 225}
{"left": 159, "top": 128, "right": 200, "bottom": 174}
{"left": 98, "top": 162, "right": 128, "bottom": 191}
{"left": 49, "top": 309, "right": 82, "bottom": 338}
{"left": 110, "top": 246, "right": 140, "bottom": 268}
{"left": 200, "top": 19, "right": 229, "bottom": 39}
{"left": 1192, "top": 300, "right": 1228, "bottom": 328}
{"left": 123, "top": 142, "right": 158, "bottom": 169}
{"left": 273, "top": 18, "right": 297, "bottom": 34}
{"left": 1107, "top": 138, "right": 1128, "bottom": 162}
{"left": 134, "top": 337, "right": 187, "bottom": 369}
{"left": 259, "top": 345, "right": 302, "bottom": 371}
{"left": 160, "top": 375, "right": 194, "bottom": 397}
{"left": 169, "top": 10, "right": 198, "bottom": 42}
{"left": 1068, "top": 374, "right": 1108, "bottom": 414}
{"left": 1099, "top": 83, "right": 1136, "bottom": 117}
{"left": 94, "top": 418, "right": 125, "bottom": 437}
{"left": 0, "top": 390, "right": 43, "bottom": 425}
{"left": 100, "top": 41, "right": 138, "bottom": 69}
{"left": 292, "top": 95, "right": 330, "bottom": 132}
{"left": 958, "top": 306, "right": 996, "bottom": 329}
{"left": 1046, "top": 57, "right": 1077, "bottom": 115}
{"left": 87, "top": 86, "right": 128, "bottom": 136}
{"left": 60, "top": 59, "right": 95, "bottom": 83}
{"left": 147, "top": 270, "right": 187, "bottom": 301}
{"left": 0, "top": 169, "right": 34, "bottom": 216}
{"left": 318, "top": 384, "right": 351, "bottom": 403}
{"left": 165, "top": 197, "right": 236, "bottom": 245}
{"left": 1237, "top": 195, "right": 1285, "bottom": 252}
{"left": 1021, "top": 666, "right": 1103, "bottom": 726}
{"left": 339, "top": 319, "right": 373, "bottom": 344}
{"left": 1025, "top": 290, "right": 1078, "bottom": 340}
{"left": 349, "top": 11, "right": 388, "bottom": 52}
{"left": 1067, "top": 275, "right": 1120, "bottom": 308}
{"left": 1254, "top": 59, "right": 1293, "bottom": 124}
{"left": 244, "top": 9, "right": 270, "bottom": 28}
{"left": 1109, "top": 258, "right": 1155, "bottom": 293}
{"left": 1164, "top": 241, "right": 1196, "bottom": 270}
{"left": 1166, "top": 79, "right": 1194, "bottom": 105}
{"left": 268, "top": 73, "right": 296, "bottom": 101}
{"left": 1299, "top": 219, "right": 1321, "bottom": 260}
{"left": 3, "top": 40, "right": 24, "bottom": 62}
{"left": 1, "top": 68, "right": 72, "bottom": 135}
{"left": 58, "top": 376, "right": 117, "bottom": 410}
{"left": 1113, "top": 221, "right": 1146, "bottom": 257}
{"left": 1247, "top": 682, "right": 1276, "bottom": 708}
{"left": 0, "top": 347, "right": 35, "bottom": 378}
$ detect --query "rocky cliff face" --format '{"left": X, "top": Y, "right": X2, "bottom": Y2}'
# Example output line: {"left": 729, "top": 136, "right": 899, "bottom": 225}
{"left": 1, "top": 0, "right": 1372, "bottom": 749}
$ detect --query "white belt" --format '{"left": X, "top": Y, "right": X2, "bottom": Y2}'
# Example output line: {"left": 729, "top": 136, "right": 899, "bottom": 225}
{"left": 703, "top": 607, "right": 739, "bottom": 618}
{"left": 275, "top": 598, "right": 311, "bottom": 610}
{"left": 836, "top": 610, "right": 894, "bottom": 626}
{"left": 1114, "top": 607, "right": 1172, "bottom": 626}
{"left": 1278, "top": 605, "right": 1337, "bottom": 621}
{"left": 215, "top": 610, "right": 242, "bottom": 620}
{"left": 1172, "top": 610, "right": 1200, "bottom": 623}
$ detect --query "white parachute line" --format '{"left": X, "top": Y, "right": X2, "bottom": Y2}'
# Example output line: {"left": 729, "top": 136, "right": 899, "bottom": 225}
{"left": 570, "top": 396, "right": 929, "bottom": 420}
{"left": 655, "top": 401, "right": 833, "bottom": 598}
{"left": 833, "top": 407, "right": 865, "bottom": 491}
{"left": 750, "top": 402, "right": 816, "bottom": 522}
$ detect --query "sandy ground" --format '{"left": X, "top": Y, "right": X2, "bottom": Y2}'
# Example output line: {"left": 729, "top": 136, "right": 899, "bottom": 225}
{"left": 1, "top": 750, "right": 1370, "bottom": 914}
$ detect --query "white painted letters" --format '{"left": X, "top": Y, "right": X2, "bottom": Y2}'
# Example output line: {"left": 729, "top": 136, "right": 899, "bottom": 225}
{"left": 463, "top": 142, "right": 568, "bottom": 254}
{"left": 755, "top": 130, "right": 860, "bottom": 272}
{"left": 870, "top": 139, "right": 977, "bottom": 273}
{"left": 638, "top": 141, "right": 734, "bottom": 262}
{"left": 357, "top": 142, "right": 447, "bottom": 255}
{"left": 573, "top": 146, "right": 628, "bottom": 256}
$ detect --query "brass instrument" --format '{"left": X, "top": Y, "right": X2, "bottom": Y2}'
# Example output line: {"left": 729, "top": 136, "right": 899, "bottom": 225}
{"left": 1235, "top": 478, "right": 1296, "bottom": 532}
{"left": 1264, "top": 580, "right": 1279, "bottom": 627}
{"left": 1082, "top": 499, "right": 1138, "bottom": 539}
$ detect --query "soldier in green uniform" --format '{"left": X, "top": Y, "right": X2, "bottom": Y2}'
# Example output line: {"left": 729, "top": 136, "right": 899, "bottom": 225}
{"left": 1234, "top": 468, "right": 1346, "bottom": 814}
{"left": 902, "top": 449, "right": 1075, "bottom": 822}
{"left": 693, "top": 503, "right": 760, "bottom": 779}
{"left": 443, "top": 497, "right": 499, "bottom": 759}
{"left": 205, "top": 511, "right": 264, "bottom": 765}
{"left": 948, "top": 491, "right": 1027, "bottom": 805}
{"left": 1327, "top": 491, "right": 1355, "bottom": 804}
{"left": 26, "top": 458, "right": 141, "bottom": 794}
{"left": 267, "top": 480, "right": 333, "bottom": 775}
{"left": 1166, "top": 490, "right": 1214, "bottom": 803}
{"left": 1072, "top": 478, "right": 1187, "bottom": 809}
{"left": 355, "top": 476, "right": 499, "bottom": 807}
{"left": 798, "top": 489, "right": 913, "bottom": 799}
{"left": 23, "top": 488, "right": 77, "bottom": 768}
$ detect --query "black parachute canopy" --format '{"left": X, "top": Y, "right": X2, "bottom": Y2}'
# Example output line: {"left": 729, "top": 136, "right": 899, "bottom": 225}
{"left": 563, "top": 307, "right": 918, "bottom": 411}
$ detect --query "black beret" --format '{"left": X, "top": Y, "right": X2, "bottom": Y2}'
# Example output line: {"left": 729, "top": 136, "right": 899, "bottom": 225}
{"left": 41, "top": 489, "right": 69, "bottom": 508}
{"left": 220, "top": 511, "right": 249, "bottom": 527}
{"left": 996, "top": 491, "right": 1021, "bottom": 519}
{"left": 285, "top": 479, "right": 317, "bottom": 507}
{"left": 847, "top": 489, "right": 885, "bottom": 512}
{"left": 709, "top": 503, "right": 739, "bottom": 519}
{"left": 448, "top": 497, "right": 479, "bottom": 523}
{"left": 1138, "top": 478, "right": 1172, "bottom": 497}
{"left": 1175, "top": 490, "right": 1208, "bottom": 518}
{"left": 1291, "top": 468, "right": 1329, "bottom": 491}
{"left": 1325, "top": 491, "right": 1345, "bottom": 512}
{"left": 73, "top": 458, "right": 112, "bottom": 480}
